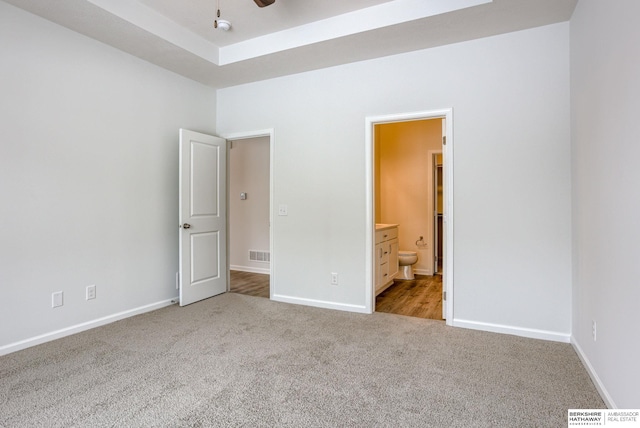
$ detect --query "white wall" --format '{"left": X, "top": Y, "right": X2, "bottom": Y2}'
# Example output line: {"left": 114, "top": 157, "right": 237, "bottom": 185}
{"left": 570, "top": 0, "right": 640, "bottom": 408}
{"left": 217, "top": 23, "right": 572, "bottom": 338}
{"left": 229, "top": 137, "right": 270, "bottom": 273}
{"left": 0, "top": 2, "right": 216, "bottom": 352}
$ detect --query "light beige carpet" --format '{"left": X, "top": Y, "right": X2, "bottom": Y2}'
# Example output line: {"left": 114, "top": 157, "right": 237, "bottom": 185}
{"left": 0, "top": 293, "right": 604, "bottom": 427}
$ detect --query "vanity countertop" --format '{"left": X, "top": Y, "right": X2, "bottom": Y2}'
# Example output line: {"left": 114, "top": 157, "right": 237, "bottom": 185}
{"left": 375, "top": 223, "right": 398, "bottom": 231}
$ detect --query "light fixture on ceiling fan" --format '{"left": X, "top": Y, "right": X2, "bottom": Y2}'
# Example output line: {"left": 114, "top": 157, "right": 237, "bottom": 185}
{"left": 215, "top": 0, "right": 275, "bottom": 31}
{"left": 214, "top": 0, "right": 230, "bottom": 31}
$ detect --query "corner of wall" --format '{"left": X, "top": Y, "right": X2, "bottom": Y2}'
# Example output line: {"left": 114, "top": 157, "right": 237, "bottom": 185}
{"left": 570, "top": 336, "right": 616, "bottom": 409}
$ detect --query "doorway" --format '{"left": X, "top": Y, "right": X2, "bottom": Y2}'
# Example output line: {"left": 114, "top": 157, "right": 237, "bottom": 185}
{"left": 224, "top": 130, "right": 275, "bottom": 299}
{"left": 374, "top": 119, "right": 442, "bottom": 320}
{"left": 365, "top": 110, "right": 453, "bottom": 324}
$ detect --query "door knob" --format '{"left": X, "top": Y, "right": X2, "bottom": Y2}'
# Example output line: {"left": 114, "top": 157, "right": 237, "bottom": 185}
{"left": 182, "top": 223, "right": 191, "bottom": 229}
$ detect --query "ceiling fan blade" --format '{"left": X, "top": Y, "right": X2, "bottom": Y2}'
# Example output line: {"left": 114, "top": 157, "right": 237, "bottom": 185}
{"left": 254, "top": 0, "right": 275, "bottom": 7}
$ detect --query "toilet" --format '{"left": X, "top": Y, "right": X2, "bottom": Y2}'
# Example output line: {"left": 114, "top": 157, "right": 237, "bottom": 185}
{"left": 397, "top": 251, "right": 418, "bottom": 280}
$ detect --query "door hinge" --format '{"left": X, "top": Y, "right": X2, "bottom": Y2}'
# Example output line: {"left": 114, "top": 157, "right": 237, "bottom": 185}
{"left": 442, "top": 136, "right": 447, "bottom": 145}
{"left": 443, "top": 291, "right": 447, "bottom": 301}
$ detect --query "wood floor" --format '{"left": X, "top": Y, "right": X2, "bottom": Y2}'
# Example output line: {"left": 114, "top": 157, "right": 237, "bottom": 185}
{"left": 376, "top": 274, "right": 444, "bottom": 321}
{"left": 230, "top": 270, "right": 270, "bottom": 298}
{"left": 230, "top": 270, "right": 443, "bottom": 321}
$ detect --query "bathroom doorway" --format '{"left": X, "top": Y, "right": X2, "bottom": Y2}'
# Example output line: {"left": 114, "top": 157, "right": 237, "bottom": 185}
{"left": 366, "top": 109, "right": 453, "bottom": 323}
{"left": 225, "top": 130, "right": 274, "bottom": 300}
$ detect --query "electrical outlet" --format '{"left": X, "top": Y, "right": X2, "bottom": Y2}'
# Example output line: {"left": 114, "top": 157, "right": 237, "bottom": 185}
{"left": 331, "top": 272, "right": 339, "bottom": 285}
{"left": 592, "top": 320, "right": 597, "bottom": 342}
{"left": 86, "top": 285, "right": 96, "bottom": 300}
{"left": 52, "top": 291, "right": 63, "bottom": 308}
{"left": 278, "top": 204, "right": 288, "bottom": 216}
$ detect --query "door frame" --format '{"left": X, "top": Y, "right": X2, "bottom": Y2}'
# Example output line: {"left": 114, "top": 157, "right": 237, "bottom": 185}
{"left": 365, "top": 109, "right": 454, "bottom": 325}
{"left": 428, "top": 149, "right": 443, "bottom": 275}
{"left": 222, "top": 128, "right": 275, "bottom": 299}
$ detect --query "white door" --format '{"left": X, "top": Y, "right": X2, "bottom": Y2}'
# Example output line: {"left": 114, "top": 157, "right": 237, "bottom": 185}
{"left": 179, "top": 129, "right": 227, "bottom": 306}
{"left": 441, "top": 119, "right": 447, "bottom": 320}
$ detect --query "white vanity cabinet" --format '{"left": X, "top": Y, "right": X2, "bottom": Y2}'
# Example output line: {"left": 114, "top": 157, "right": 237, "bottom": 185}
{"left": 375, "top": 224, "right": 399, "bottom": 295}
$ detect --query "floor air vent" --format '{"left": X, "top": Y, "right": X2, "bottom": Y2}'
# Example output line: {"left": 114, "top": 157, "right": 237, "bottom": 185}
{"left": 249, "top": 250, "right": 270, "bottom": 262}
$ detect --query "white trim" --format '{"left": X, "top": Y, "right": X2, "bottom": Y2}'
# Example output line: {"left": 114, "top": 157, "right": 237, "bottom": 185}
{"left": 442, "top": 115, "right": 454, "bottom": 323}
{"left": 453, "top": 318, "right": 571, "bottom": 343}
{"left": 272, "top": 294, "right": 369, "bottom": 314}
{"left": 230, "top": 265, "right": 271, "bottom": 275}
{"left": 365, "top": 109, "right": 454, "bottom": 324}
{"left": 413, "top": 268, "right": 433, "bottom": 276}
{"left": 571, "top": 337, "right": 616, "bottom": 409}
{"left": 223, "top": 129, "right": 275, "bottom": 300}
{"left": 0, "top": 298, "right": 177, "bottom": 356}
{"left": 365, "top": 120, "right": 375, "bottom": 314}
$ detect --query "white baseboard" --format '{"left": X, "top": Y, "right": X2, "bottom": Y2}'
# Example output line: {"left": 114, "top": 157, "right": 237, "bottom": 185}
{"left": 452, "top": 318, "right": 571, "bottom": 343}
{"left": 0, "top": 298, "right": 178, "bottom": 356}
{"left": 571, "top": 336, "right": 616, "bottom": 408}
{"left": 414, "top": 268, "right": 433, "bottom": 276}
{"left": 271, "top": 294, "right": 370, "bottom": 314}
{"left": 230, "top": 265, "right": 270, "bottom": 275}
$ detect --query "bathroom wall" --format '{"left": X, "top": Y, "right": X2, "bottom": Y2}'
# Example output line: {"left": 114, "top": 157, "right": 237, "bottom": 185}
{"left": 376, "top": 119, "right": 443, "bottom": 275}
{"left": 229, "top": 137, "right": 270, "bottom": 273}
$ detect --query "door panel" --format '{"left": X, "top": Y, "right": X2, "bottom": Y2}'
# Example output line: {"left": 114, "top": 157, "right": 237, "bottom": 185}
{"left": 191, "top": 142, "right": 219, "bottom": 216}
{"left": 191, "top": 231, "right": 220, "bottom": 283}
{"left": 179, "top": 129, "right": 227, "bottom": 306}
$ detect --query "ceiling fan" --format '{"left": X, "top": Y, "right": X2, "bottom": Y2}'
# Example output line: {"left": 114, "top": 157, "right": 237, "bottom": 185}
{"left": 254, "top": 0, "right": 275, "bottom": 7}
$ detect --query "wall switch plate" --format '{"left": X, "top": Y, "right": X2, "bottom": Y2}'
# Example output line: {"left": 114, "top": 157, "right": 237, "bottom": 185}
{"left": 52, "top": 291, "right": 63, "bottom": 308}
{"left": 278, "top": 204, "right": 288, "bottom": 216}
{"left": 86, "top": 285, "right": 96, "bottom": 300}
{"left": 331, "top": 272, "right": 339, "bottom": 285}
{"left": 240, "top": 192, "right": 247, "bottom": 200}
